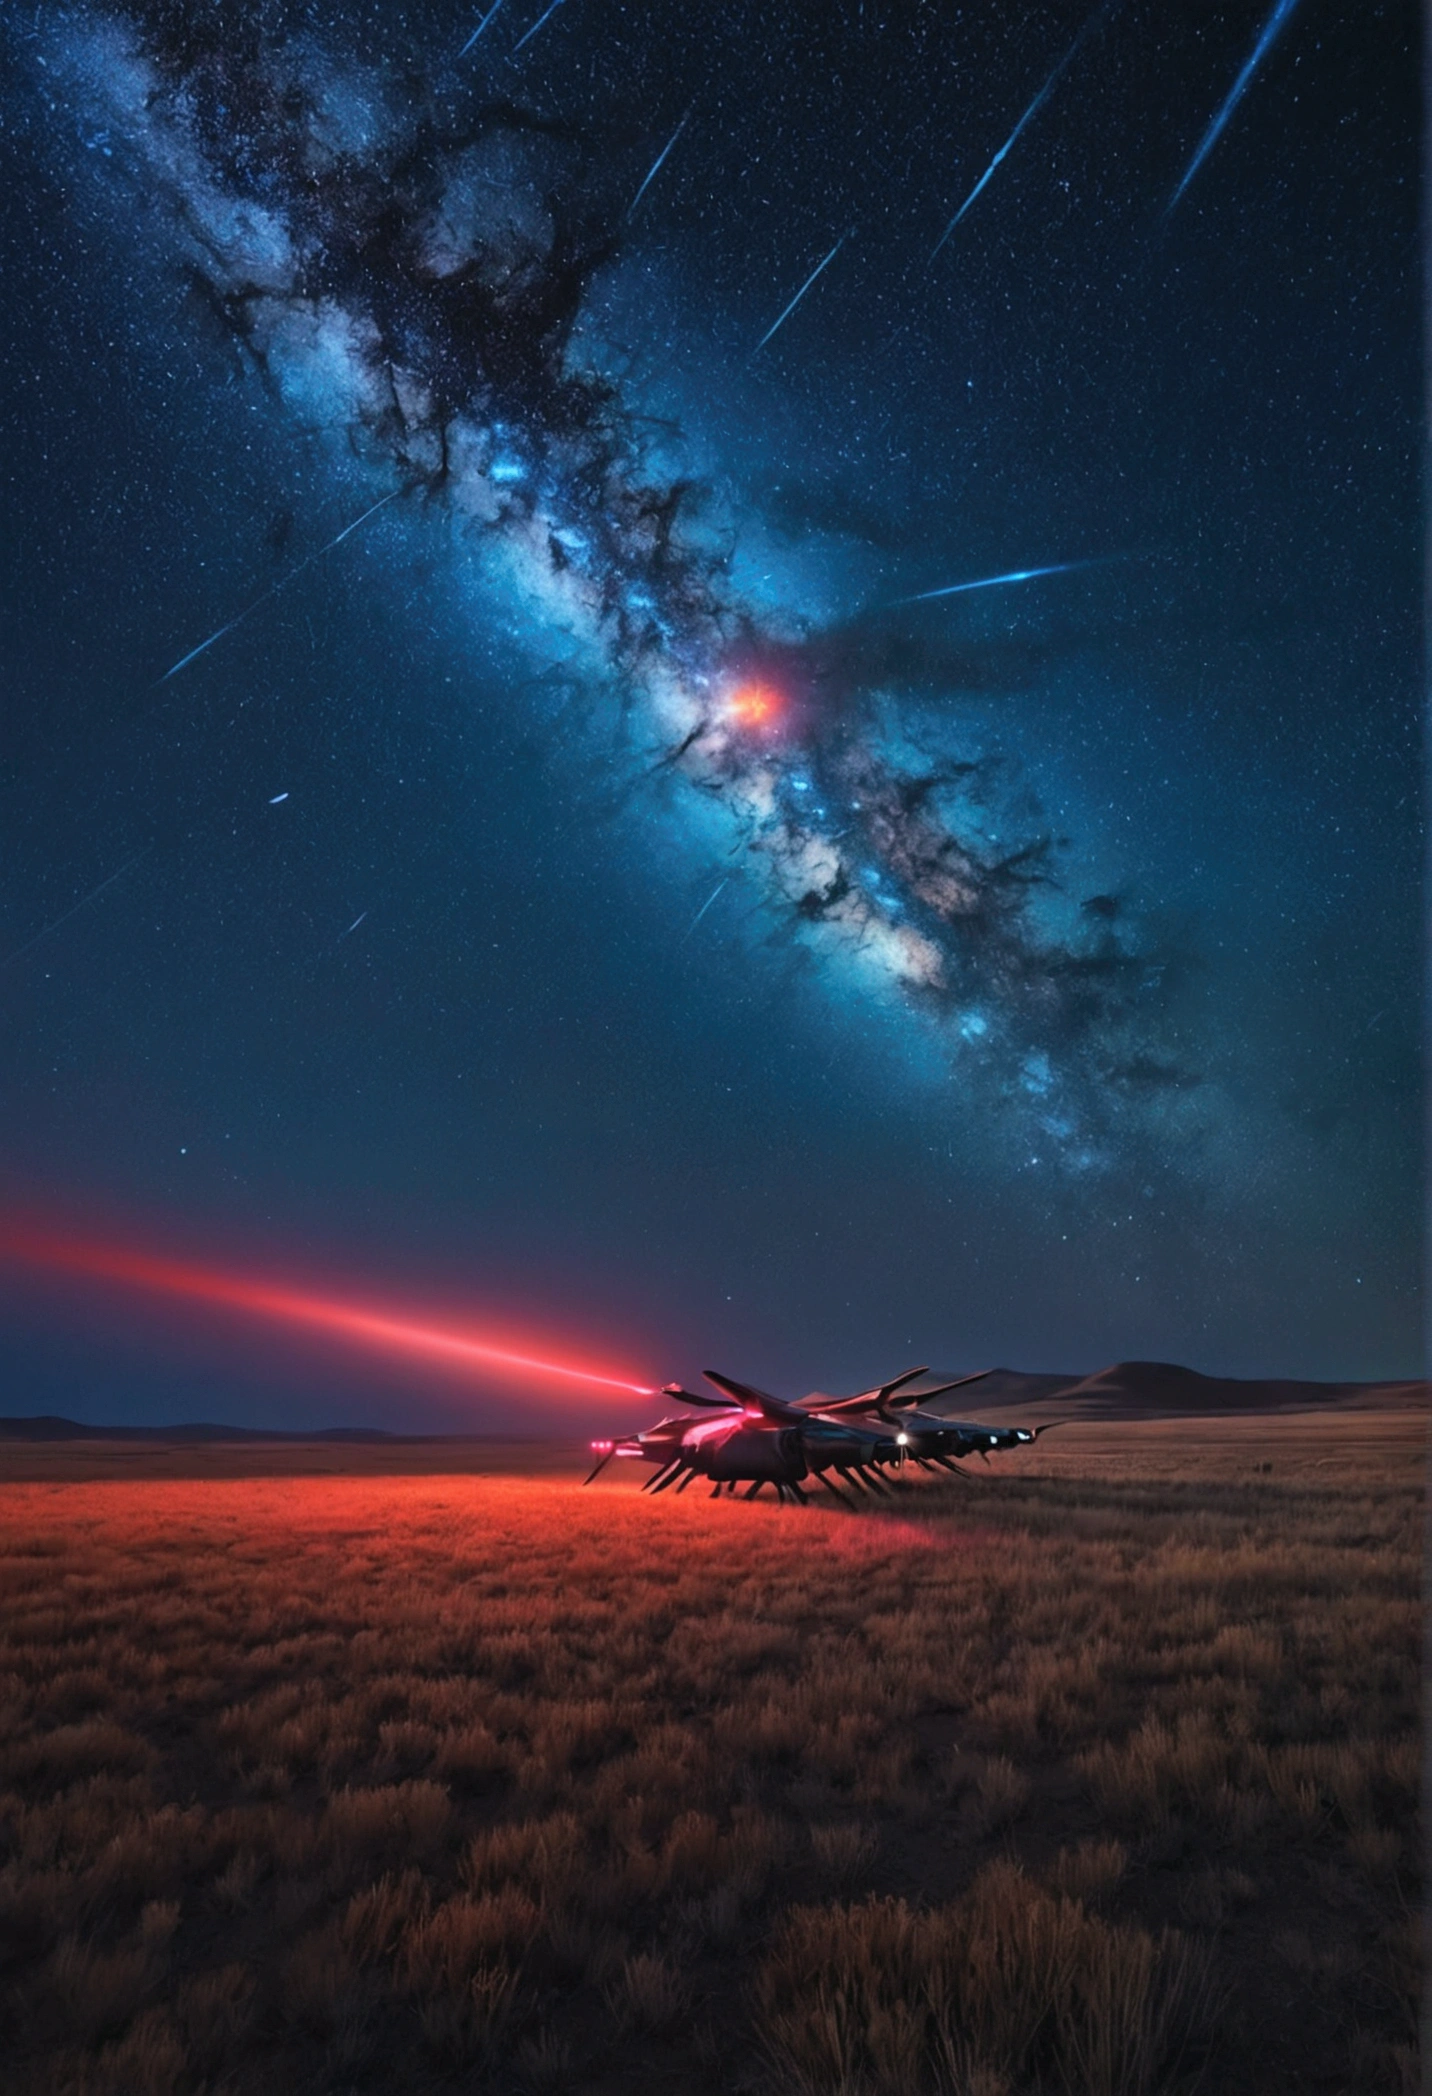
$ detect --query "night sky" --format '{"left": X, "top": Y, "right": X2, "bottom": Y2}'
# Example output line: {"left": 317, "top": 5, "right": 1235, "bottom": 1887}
{"left": 0, "top": 0, "right": 1420, "bottom": 1430}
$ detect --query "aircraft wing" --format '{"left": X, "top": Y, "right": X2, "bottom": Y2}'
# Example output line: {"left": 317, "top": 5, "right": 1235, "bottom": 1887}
{"left": 701, "top": 1369, "right": 806, "bottom": 1422}
{"left": 814, "top": 1367, "right": 993, "bottom": 1416}
{"left": 660, "top": 1382, "right": 741, "bottom": 1410}
{"left": 886, "top": 1369, "right": 993, "bottom": 1409}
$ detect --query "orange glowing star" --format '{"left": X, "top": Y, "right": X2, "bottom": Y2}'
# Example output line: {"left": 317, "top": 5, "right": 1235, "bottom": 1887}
{"left": 726, "top": 680, "right": 782, "bottom": 728}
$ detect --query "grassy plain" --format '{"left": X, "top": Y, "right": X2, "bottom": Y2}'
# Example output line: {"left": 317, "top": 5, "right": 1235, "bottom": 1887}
{"left": 0, "top": 1413, "right": 1421, "bottom": 2095}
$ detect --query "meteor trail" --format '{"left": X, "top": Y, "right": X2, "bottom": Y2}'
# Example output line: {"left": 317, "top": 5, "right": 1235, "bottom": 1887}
{"left": 0, "top": 1221, "right": 657, "bottom": 1400}
{"left": 457, "top": 0, "right": 504, "bottom": 55}
{"left": 0, "top": 851, "right": 149, "bottom": 969}
{"left": 159, "top": 611, "right": 246, "bottom": 683}
{"left": 159, "top": 489, "right": 399, "bottom": 683}
{"left": 628, "top": 110, "right": 691, "bottom": 218}
{"left": 929, "top": 6, "right": 1101, "bottom": 259}
{"left": 1166, "top": 0, "right": 1304, "bottom": 216}
{"left": 889, "top": 558, "right": 1108, "bottom": 605}
{"left": 680, "top": 878, "right": 727, "bottom": 944}
{"left": 512, "top": 0, "right": 567, "bottom": 54}
{"left": 752, "top": 235, "right": 848, "bottom": 356}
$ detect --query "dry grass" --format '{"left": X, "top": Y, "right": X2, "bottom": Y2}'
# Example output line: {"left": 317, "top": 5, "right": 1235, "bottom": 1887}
{"left": 0, "top": 1412, "right": 1420, "bottom": 2093}
{"left": 757, "top": 1861, "right": 1213, "bottom": 2096}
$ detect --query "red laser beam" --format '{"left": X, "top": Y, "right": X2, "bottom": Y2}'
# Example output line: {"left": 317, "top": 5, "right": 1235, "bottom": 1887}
{"left": 0, "top": 1221, "right": 656, "bottom": 1399}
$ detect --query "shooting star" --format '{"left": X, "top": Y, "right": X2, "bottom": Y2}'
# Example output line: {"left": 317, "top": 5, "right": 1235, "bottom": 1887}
{"left": 159, "top": 489, "right": 399, "bottom": 684}
{"left": 0, "top": 850, "right": 150, "bottom": 969}
{"left": 628, "top": 110, "right": 691, "bottom": 218}
{"left": 889, "top": 557, "right": 1112, "bottom": 606}
{"left": 929, "top": 6, "right": 1102, "bottom": 260}
{"left": 339, "top": 911, "right": 368, "bottom": 939}
{"left": 680, "top": 878, "right": 727, "bottom": 944}
{"left": 511, "top": 0, "right": 567, "bottom": 54}
{"left": 752, "top": 235, "right": 848, "bottom": 357}
{"left": 160, "top": 610, "right": 247, "bottom": 684}
{"left": 1166, "top": 0, "right": 1304, "bottom": 216}
{"left": 457, "top": 0, "right": 505, "bottom": 55}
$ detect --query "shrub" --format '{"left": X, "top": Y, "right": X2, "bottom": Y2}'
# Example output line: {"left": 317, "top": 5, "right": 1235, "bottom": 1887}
{"left": 342, "top": 1868, "right": 426, "bottom": 1964}
{"left": 606, "top": 1950, "right": 690, "bottom": 2032}
{"left": 417, "top": 1957, "right": 520, "bottom": 2067}
{"left": 463, "top": 1811, "right": 585, "bottom": 1902}
{"left": 321, "top": 1779, "right": 451, "bottom": 1869}
{"left": 974, "top": 1755, "right": 1031, "bottom": 1832}
{"left": 756, "top": 1863, "right": 1212, "bottom": 2096}
{"left": 93, "top": 2006, "right": 187, "bottom": 2096}
{"left": 1047, "top": 1839, "right": 1127, "bottom": 1903}
{"left": 810, "top": 1820, "right": 880, "bottom": 1889}
{"left": 282, "top": 1923, "right": 361, "bottom": 2037}
{"left": 174, "top": 1962, "right": 253, "bottom": 2069}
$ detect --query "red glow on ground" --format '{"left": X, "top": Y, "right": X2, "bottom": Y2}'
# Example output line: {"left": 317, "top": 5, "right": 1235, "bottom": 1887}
{"left": 0, "top": 1221, "right": 655, "bottom": 1401}
{"left": 726, "top": 680, "right": 783, "bottom": 729}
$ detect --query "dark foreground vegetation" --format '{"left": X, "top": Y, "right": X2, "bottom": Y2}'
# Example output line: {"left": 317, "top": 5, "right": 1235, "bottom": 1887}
{"left": 0, "top": 1415, "right": 1420, "bottom": 2094}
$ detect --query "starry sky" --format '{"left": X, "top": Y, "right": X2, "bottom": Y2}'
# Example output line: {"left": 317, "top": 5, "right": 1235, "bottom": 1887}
{"left": 0, "top": 0, "right": 1420, "bottom": 1429}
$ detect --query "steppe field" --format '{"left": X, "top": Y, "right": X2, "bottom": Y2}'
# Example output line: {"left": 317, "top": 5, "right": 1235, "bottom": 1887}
{"left": 0, "top": 1413, "right": 1421, "bottom": 2096}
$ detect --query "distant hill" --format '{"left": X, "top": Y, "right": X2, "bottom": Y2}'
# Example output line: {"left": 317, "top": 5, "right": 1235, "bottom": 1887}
{"left": 928, "top": 1361, "right": 1428, "bottom": 1418}
{"left": 1, "top": 1364, "right": 1425, "bottom": 1443}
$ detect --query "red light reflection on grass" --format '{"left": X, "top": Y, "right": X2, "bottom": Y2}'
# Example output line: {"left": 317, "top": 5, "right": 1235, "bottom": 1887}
{"left": 0, "top": 1222, "right": 655, "bottom": 1399}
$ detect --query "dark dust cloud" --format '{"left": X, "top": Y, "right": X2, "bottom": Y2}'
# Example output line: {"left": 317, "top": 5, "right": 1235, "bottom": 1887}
{"left": 0, "top": 0, "right": 1419, "bottom": 1422}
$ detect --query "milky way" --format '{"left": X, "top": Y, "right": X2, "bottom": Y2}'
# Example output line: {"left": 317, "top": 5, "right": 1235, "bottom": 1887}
{"left": 1, "top": 0, "right": 1420, "bottom": 1402}
{"left": 26, "top": 1, "right": 1194, "bottom": 1177}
